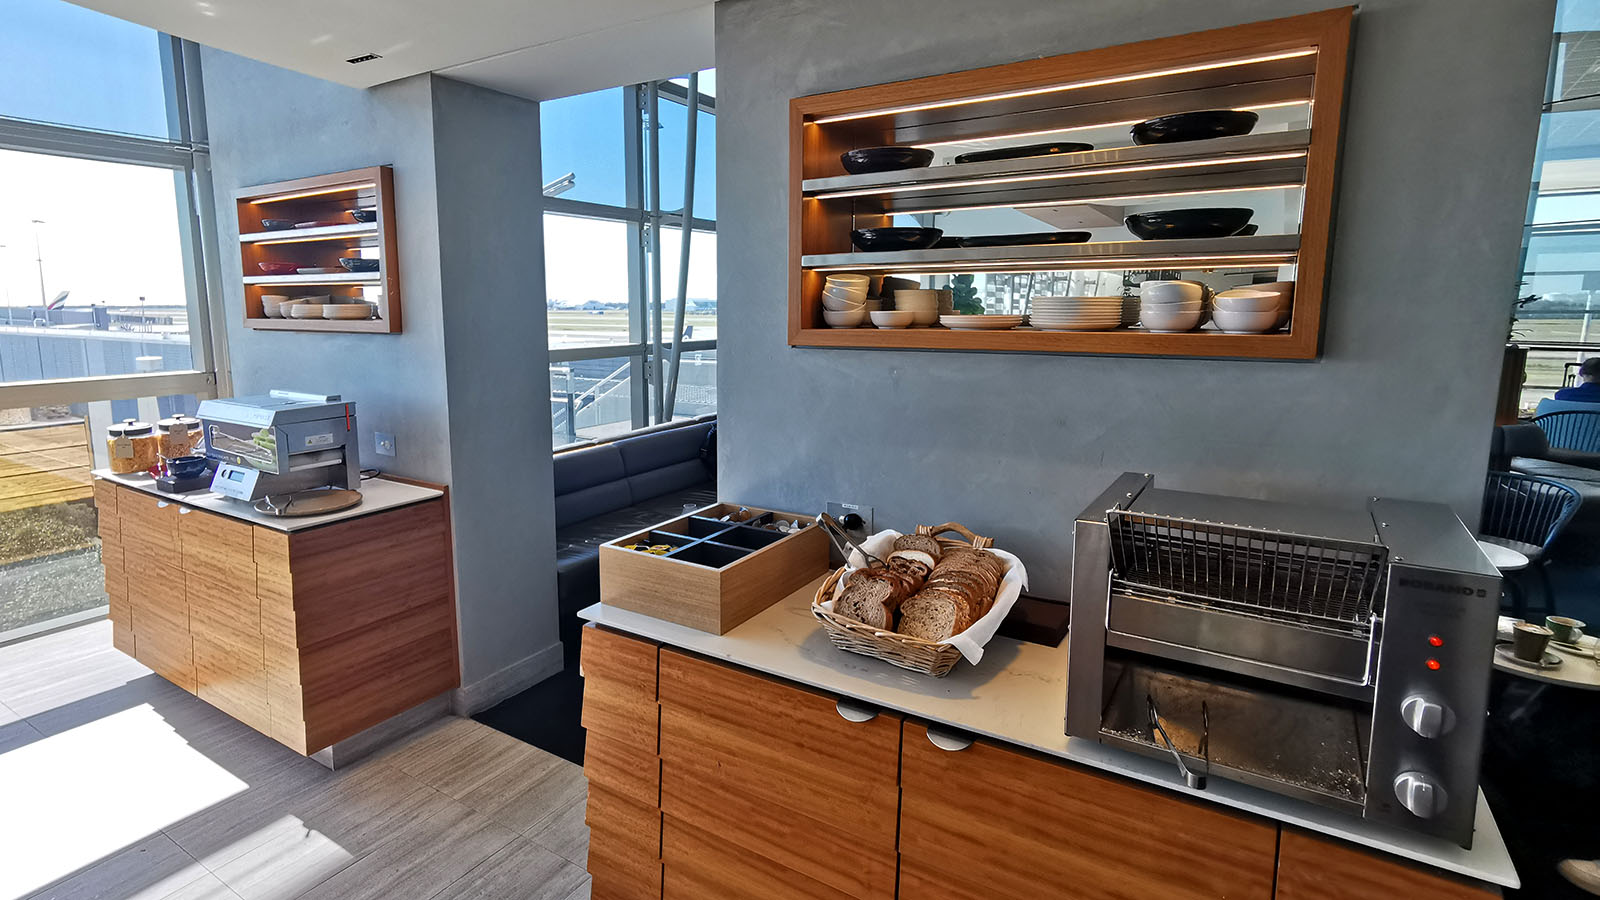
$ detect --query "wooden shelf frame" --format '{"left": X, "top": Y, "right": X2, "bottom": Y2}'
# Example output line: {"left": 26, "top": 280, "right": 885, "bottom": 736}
{"left": 787, "top": 7, "right": 1354, "bottom": 360}
{"left": 235, "top": 165, "right": 402, "bottom": 333}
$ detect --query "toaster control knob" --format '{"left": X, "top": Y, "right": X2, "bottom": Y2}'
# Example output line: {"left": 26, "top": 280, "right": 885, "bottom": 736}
{"left": 1400, "top": 695, "right": 1455, "bottom": 738}
{"left": 1393, "top": 771, "right": 1447, "bottom": 819}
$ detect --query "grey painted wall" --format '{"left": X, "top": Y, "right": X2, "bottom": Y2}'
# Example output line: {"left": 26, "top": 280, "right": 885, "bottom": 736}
{"left": 715, "top": 0, "right": 1555, "bottom": 598}
{"left": 203, "top": 51, "right": 560, "bottom": 699}
{"left": 431, "top": 76, "right": 560, "bottom": 688}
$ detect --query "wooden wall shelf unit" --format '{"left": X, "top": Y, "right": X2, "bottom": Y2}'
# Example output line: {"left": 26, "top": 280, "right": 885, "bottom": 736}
{"left": 788, "top": 7, "right": 1354, "bottom": 360}
{"left": 235, "top": 165, "right": 402, "bottom": 333}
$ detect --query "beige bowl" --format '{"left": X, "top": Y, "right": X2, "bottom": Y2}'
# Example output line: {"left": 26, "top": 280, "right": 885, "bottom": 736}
{"left": 260, "top": 294, "right": 290, "bottom": 318}
{"left": 870, "top": 309, "right": 914, "bottom": 329}
{"left": 289, "top": 304, "right": 327, "bottom": 319}
{"left": 909, "top": 307, "right": 940, "bottom": 326}
{"left": 1141, "top": 280, "right": 1208, "bottom": 305}
{"left": 1213, "top": 289, "right": 1282, "bottom": 312}
{"left": 823, "top": 292, "right": 868, "bottom": 312}
{"left": 823, "top": 307, "right": 867, "bottom": 327}
{"left": 825, "top": 273, "right": 869, "bottom": 288}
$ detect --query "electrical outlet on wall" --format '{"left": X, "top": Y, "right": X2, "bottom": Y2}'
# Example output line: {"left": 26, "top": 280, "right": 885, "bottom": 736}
{"left": 825, "top": 501, "right": 873, "bottom": 536}
{"left": 374, "top": 431, "right": 396, "bottom": 457}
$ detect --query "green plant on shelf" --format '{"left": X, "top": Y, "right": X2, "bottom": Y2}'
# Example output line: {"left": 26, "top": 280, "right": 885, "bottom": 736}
{"left": 951, "top": 274, "right": 983, "bottom": 315}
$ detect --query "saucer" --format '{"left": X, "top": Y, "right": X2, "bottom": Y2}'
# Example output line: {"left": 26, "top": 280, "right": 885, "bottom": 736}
{"left": 1495, "top": 644, "right": 1563, "bottom": 669}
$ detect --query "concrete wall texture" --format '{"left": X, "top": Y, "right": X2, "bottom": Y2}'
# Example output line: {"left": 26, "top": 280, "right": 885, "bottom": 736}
{"left": 202, "top": 50, "right": 560, "bottom": 700}
{"left": 714, "top": 0, "right": 1556, "bottom": 599}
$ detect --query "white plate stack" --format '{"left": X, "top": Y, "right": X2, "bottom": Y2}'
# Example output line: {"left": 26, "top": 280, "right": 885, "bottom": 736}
{"left": 939, "top": 314, "right": 1027, "bottom": 330}
{"left": 1028, "top": 296, "right": 1125, "bottom": 331}
{"left": 1121, "top": 296, "right": 1141, "bottom": 326}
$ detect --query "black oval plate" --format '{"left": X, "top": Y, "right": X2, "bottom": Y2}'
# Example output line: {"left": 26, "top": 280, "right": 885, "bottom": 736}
{"left": 1131, "top": 110, "right": 1259, "bottom": 145}
{"left": 850, "top": 227, "right": 944, "bottom": 252}
{"left": 953, "top": 142, "right": 1093, "bottom": 165}
{"left": 958, "top": 232, "right": 1091, "bottom": 248}
{"left": 1125, "top": 208, "right": 1254, "bottom": 240}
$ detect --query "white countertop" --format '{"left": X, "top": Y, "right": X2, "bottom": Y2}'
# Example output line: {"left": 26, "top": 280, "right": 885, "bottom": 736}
{"left": 580, "top": 579, "right": 1519, "bottom": 889}
{"left": 94, "top": 469, "right": 442, "bottom": 532}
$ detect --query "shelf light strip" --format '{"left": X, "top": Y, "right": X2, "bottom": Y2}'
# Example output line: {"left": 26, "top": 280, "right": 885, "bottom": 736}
{"left": 812, "top": 151, "right": 1306, "bottom": 200}
{"left": 251, "top": 183, "right": 377, "bottom": 204}
{"left": 809, "top": 253, "right": 1298, "bottom": 273}
{"left": 893, "top": 181, "right": 1303, "bottom": 217}
{"left": 811, "top": 49, "right": 1317, "bottom": 124}
{"left": 248, "top": 280, "right": 381, "bottom": 287}
{"left": 911, "top": 100, "right": 1313, "bottom": 150}
{"left": 251, "top": 233, "right": 376, "bottom": 246}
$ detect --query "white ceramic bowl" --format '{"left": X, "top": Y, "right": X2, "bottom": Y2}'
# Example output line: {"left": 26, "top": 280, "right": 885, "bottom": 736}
{"left": 823, "top": 307, "right": 867, "bottom": 327}
{"left": 1252, "top": 281, "right": 1295, "bottom": 304}
{"left": 1211, "top": 307, "right": 1281, "bottom": 333}
{"left": 825, "top": 280, "right": 867, "bottom": 298}
{"left": 909, "top": 307, "right": 940, "bottom": 326}
{"left": 259, "top": 294, "right": 290, "bottom": 317}
{"left": 870, "top": 309, "right": 914, "bottom": 329}
{"left": 1140, "top": 307, "right": 1204, "bottom": 332}
{"left": 822, "top": 293, "right": 868, "bottom": 312}
{"left": 894, "top": 288, "right": 938, "bottom": 305}
{"left": 1213, "top": 289, "right": 1282, "bottom": 312}
{"left": 825, "top": 273, "right": 869, "bottom": 288}
{"left": 1141, "top": 280, "right": 1208, "bottom": 305}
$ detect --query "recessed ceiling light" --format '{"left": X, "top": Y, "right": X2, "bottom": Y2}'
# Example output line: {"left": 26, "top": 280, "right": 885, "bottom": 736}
{"left": 347, "top": 53, "right": 383, "bottom": 65}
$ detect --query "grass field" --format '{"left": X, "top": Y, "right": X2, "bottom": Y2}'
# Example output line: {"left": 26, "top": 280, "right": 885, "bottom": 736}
{"left": 547, "top": 309, "right": 717, "bottom": 348}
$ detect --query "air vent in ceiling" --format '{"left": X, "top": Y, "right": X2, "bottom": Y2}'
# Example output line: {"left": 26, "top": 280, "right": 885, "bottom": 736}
{"left": 346, "top": 53, "right": 382, "bottom": 64}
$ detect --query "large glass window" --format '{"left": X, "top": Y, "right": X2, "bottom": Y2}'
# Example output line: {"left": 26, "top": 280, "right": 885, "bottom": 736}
{"left": 544, "top": 70, "right": 716, "bottom": 449}
{"left": 0, "top": 1, "right": 220, "bottom": 639}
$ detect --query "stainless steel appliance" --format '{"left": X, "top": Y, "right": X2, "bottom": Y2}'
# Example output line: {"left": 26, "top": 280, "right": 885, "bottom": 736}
{"left": 1067, "top": 473, "right": 1500, "bottom": 847}
{"left": 196, "top": 391, "right": 359, "bottom": 502}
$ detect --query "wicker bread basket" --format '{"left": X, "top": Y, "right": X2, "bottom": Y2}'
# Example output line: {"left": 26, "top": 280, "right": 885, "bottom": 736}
{"left": 811, "top": 522, "right": 997, "bottom": 677}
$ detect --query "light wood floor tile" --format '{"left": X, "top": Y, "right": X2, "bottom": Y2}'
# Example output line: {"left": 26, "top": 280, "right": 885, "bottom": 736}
{"left": 205, "top": 766, "right": 453, "bottom": 900}
{"left": 163, "top": 755, "right": 340, "bottom": 868}
{"left": 562, "top": 878, "right": 591, "bottom": 900}
{"left": 291, "top": 795, "right": 519, "bottom": 900}
{"left": 428, "top": 836, "right": 589, "bottom": 900}
{"left": 525, "top": 788, "right": 590, "bottom": 865}
{"left": 470, "top": 757, "right": 589, "bottom": 836}
{"left": 20, "top": 832, "right": 235, "bottom": 900}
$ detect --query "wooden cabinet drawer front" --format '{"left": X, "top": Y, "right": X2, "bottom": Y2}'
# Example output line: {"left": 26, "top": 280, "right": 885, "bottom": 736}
{"left": 112, "top": 623, "right": 136, "bottom": 656}
{"left": 662, "top": 816, "right": 857, "bottom": 900}
{"left": 117, "top": 489, "right": 180, "bottom": 557}
{"left": 897, "top": 858, "right": 995, "bottom": 900}
{"left": 581, "top": 626, "right": 659, "bottom": 750}
{"left": 134, "top": 615, "right": 195, "bottom": 693}
{"left": 179, "top": 506, "right": 254, "bottom": 581}
{"left": 1275, "top": 830, "right": 1497, "bottom": 900}
{"left": 107, "top": 573, "right": 130, "bottom": 623}
{"left": 657, "top": 651, "right": 900, "bottom": 837}
{"left": 186, "top": 569, "right": 261, "bottom": 633}
{"left": 588, "top": 820, "right": 662, "bottom": 900}
{"left": 586, "top": 784, "right": 660, "bottom": 855}
{"left": 901, "top": 722, "right": 1277, "bottom": 900}
{"left": 661, "top": 758, "right": 895, "bottom": 900}
{"left": 585, "top": 734, "right": 659, "bottom": 807}
{"left": 101, "top": 532, "right": 124, "bottom": 590}
{"left": 124, "top": 545, "right": 184, "bottom": 594}
{"left": 93, "top": 478, "right": 119, "bottom": 520}
{"left": 194, "top": 626, "right": 269, "bottom": 735}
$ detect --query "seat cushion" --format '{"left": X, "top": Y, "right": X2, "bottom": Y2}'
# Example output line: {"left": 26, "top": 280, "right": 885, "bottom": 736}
{"left": 553, "top": 442, "right": 627, "bottom": 494}
{"left": 1511, "top": 457, "right": 1600, "bottom": 486}
{"left": 627, "top": 459, "right": 709, "bottom": 506}
{"left": 615, "top": 422, "right": 712, "bottom": 480}
{"left": 554, "top": 481, "right": 633, "bottom": 530}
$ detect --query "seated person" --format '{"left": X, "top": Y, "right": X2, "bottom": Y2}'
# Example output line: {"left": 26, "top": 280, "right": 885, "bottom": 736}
{"left": 1554, "top": 357, "right": 1600, "bottom": 402}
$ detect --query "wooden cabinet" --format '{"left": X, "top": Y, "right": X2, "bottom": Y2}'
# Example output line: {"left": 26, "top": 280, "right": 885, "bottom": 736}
{"left": 580, "top": 625, "right": 663, "bottom": 900}
{"left": 94, "top": 478, "right": 458, "bottom": 756}
{"left": 901, "top": 720, "right": 1277, "bottom": 900}
{"left": 1275, "top": 830, "right": 1498, "bottom": 900}
{"left": 581, "top": 641, "right": 1499, "bottom": 900}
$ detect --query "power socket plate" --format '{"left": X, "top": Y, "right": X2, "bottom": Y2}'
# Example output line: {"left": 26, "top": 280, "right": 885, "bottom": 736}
{"left": 374, "top": 431, "right": 396, "bottom": 457}
{"left": 825, "top": 501, "right": 873, "bottom": 537}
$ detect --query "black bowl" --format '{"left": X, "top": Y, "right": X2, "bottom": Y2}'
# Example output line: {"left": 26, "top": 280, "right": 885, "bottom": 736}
{"left": 1125, "top": 208, "right": 1255, "bottom": 240}
{"left": 840, "top": 146, "right": 935, "bottom": 175}
{"left": 348, "top": 209, "right": 378, "bottom": 223}
{"left": 850, "top": 227, "right": 943, "bottom": 252}
{"left": 1131, "top": 110, "right": 1259, "bottom": 145}
{"left": 339, "top": 257, "right": 381, "bottom": 272}
{"left": 166, "top": 455, "right": 210, "bottom": 478}
{"left": 260, "top": 218, "right": 296, "bottom": 230}
{"left": 953, "top": 142, "right": 1093, "bottom": 165}
{"left": 959, "top": 231, "right": 1090, "bottom": 248}
{"left": 1237, "top": 223, "right": 1260, "bottom": 236}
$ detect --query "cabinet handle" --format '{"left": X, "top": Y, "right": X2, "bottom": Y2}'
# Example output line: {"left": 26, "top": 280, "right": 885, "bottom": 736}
{"left": 835, "top": 699, "right": 878, "bottom": 723}
{"left": 925, "top": 724, "right": 973, "bottom": 752}
{"left": 156, "top": 500, "right": 171, "bottom": 509}
{"left": 178, "top": 507, "right": 192, "bottom": 515}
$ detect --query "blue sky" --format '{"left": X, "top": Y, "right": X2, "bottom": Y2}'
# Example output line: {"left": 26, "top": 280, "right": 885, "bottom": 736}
{"left": 0, "top": 0, "right": 170, "bottom": 137}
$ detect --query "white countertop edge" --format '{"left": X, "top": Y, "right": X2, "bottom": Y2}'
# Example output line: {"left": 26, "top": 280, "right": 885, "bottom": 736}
{"left": 93, "top": 469, "right": 442, "bottom": 531}
{"left": 578, "top": 598, "right": 1519, "bottom": 889}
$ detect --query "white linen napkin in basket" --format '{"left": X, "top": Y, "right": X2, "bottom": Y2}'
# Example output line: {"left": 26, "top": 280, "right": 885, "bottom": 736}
{"left": 817, "top": 528, "right": 1029, "bottom": 665}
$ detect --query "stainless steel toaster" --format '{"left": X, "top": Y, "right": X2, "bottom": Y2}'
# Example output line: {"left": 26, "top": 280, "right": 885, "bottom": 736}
{"left": 1066, "top": 473, "right": 1501, "bottom": 847}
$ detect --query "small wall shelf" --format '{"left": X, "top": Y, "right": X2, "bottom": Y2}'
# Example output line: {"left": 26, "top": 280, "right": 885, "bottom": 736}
{"left": 235, "top": 165, "right": 401, "bottom": 333}
{"left": 788, "top": 7, "right": 1354, "bottom": 360}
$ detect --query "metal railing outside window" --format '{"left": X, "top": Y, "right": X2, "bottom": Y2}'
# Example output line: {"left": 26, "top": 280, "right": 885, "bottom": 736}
{"left": 543, "top": 71, "right": 715, "bottom": 449}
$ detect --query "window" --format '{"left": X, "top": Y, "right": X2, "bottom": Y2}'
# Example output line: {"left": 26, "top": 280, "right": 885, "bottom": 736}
{"left": 1516, "top": 0, "right": 1600, "bottom": 413}
{"left": 0, "top": 0, "right": 221, "bottom": 638}
{"left": 544, "top": 70, "right": 716, "bottom": 449}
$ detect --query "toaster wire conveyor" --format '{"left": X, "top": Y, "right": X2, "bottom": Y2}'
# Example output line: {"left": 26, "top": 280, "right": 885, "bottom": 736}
{"left": 1068, "top": 473, "right": 1502, "bottom": 848}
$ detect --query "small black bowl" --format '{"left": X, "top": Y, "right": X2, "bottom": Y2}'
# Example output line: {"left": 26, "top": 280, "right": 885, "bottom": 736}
{"left": 953, "top": 142, "right": 1093, "bottom": 165}
{"left": 1125, "top": 208, "right": 1254, "bottom": 240}
{"left": 260, "top": 218, "right": 296, "bottom": 231}
{"left": 166, "top": 455, "right": 210, "bottom": 479}
{"left": 1237, "top": 223, "right": 1260, "bottom": 236}
{"left": 840, "top": 146, "right": 935, "bottom": 175}
{"left": 339, "top": 257, "right": 380, "bottom": 272}
{"left": 959, "top": 231, "right": 1090, "bottom": 248}
{"left": 850, "top": 227, "right": 943, "bottom": 252}
{"left": 348, "top": 209, "right": 378, "bottom": 223}
{"left": 1131, "top": 110, "right": 1260, "bottom": 145}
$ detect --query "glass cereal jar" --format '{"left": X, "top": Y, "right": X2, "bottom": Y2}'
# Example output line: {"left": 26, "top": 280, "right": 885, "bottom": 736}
{"left": 107, "top": 419, "right": 158, "bottom": 474}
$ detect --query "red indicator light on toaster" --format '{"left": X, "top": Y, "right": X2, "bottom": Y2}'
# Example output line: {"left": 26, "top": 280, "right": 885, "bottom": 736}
{"left": 1428, "top": 635, "right": 1444, "bottom": 647}
{"left": 1426, "top": 658, "right": 1442, "bottom": 671}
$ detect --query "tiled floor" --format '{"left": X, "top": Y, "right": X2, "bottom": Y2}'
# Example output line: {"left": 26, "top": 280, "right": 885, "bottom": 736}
{"left": 0, "top": 621, "right": 592, "bottom": 900}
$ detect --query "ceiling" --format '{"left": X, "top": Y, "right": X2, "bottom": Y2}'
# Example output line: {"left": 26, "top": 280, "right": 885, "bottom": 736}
{"left": 67, "top": 0, "right": 714, "bottom": 100}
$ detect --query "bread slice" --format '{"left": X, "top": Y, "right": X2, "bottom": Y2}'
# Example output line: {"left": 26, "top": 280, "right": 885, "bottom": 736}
{"left": 893, "top": 534, "right": 943, "bottom": 559}
{"left": 888, "top": 549, "right": 936, "bottom": 578}
{"left": 836, "top": 577, "right": 896, "bottom": 628}
{"left": 898, "top": 592, "right": 960, "bottom": 641}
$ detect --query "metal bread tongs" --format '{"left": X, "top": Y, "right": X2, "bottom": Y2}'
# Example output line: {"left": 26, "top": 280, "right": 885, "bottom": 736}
{"left": 1147, "top": 694, "right": 1209, "bottom": 790}
{"left": 817, "top": 513, "right": 888, "bottom": 568}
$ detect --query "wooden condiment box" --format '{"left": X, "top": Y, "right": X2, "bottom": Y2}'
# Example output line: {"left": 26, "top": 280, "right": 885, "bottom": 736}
{"left": 598, "top": 503, "right": 827, "bottom": 634}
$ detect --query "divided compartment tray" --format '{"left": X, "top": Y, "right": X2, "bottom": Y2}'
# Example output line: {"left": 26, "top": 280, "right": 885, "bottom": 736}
{"left": 599, "top": 502, "right": 830, "bottom": 635}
